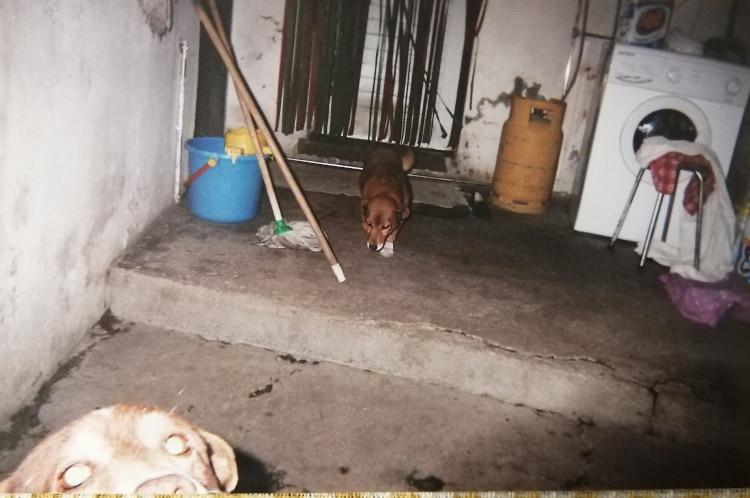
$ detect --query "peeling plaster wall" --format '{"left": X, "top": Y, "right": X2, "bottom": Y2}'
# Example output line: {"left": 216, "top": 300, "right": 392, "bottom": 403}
{"left": 555, "top": 38, "right": 611, "bottom": 196}
{"left": 455, "top": 0, "right": 579, "bottom": 183}
{"left": 227, "top": 2, "right": 291, "bottom": 150}
{"left": 0, "top": 0, "right": 200, "bottom": 425}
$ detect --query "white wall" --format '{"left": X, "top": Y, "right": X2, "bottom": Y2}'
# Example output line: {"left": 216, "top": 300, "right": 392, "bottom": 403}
{"left": 454, "top": 0, "right": 579, "bottom": 182}
{"left": 227, "top": 1, "right": 290, "bottom": 149}
{"left": 226, "top": 0, "right": 735, "bottom": 192}
{"left": 0, "top": 0, "right": 199, "bottom": 425}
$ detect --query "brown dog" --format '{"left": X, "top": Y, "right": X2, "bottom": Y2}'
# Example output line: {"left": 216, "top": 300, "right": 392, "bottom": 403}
{"left": 359, "top": 147, "right": 415, "bottom": 257}
{"left": 0, "top": 403, "right": 238, "bottom": 494}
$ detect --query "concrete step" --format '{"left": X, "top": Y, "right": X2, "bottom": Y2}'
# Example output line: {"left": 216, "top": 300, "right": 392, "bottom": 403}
{"left": 2, "top": 321, "right": 745, "bottom": 491}
{"left": 106, "top": 187, "right": 750, "bottom": 450}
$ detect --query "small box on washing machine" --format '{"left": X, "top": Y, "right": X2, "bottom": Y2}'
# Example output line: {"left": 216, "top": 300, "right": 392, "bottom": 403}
{"left": 616, "top": 0, "right": 674, "bottom": 48}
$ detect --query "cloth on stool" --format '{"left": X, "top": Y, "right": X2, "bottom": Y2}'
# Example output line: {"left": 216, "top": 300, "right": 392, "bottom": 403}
{"left": 647, "top": 151, "right": 715, "bottom": 215}
{"left": 634, "top": 137, "right": 735, "bottom": 282}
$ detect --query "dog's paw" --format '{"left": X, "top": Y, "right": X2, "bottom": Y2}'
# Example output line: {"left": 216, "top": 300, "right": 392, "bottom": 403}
{"left": 379, "top": 242, "right": 394, "bottom": 257}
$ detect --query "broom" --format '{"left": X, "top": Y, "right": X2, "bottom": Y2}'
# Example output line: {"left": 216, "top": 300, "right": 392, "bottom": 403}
{"left": 202, "top": 1, "right": 300, "bottom": 249}
{"left": 195, "top": 0, "right": 345, "bottom": 283}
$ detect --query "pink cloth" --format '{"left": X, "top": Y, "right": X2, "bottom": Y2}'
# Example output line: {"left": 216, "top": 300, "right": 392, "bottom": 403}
{"left": 660, "top": 272, "right": 750, "bottom": 327}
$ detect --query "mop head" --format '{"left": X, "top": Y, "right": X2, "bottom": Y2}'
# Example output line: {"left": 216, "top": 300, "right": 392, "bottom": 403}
{"left": 256, "top": 220, "right": 323, "bottom": 252}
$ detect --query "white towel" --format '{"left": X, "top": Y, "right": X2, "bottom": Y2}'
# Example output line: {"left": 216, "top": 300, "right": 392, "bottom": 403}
{"left": 634, "top": 136, "right": 735, "bottom": 282}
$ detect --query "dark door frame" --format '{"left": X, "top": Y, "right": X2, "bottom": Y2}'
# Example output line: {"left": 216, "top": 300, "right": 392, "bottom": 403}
{"left": 194, "top": 0, "right": 234, "bottom": 137}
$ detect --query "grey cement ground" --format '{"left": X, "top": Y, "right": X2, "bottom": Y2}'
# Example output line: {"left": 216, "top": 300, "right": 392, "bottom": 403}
{"left": 1, "top": 163, "right": 749, "bottom": 491}
{"left": 0, "top": 321, "right": 745, "bottom": 492}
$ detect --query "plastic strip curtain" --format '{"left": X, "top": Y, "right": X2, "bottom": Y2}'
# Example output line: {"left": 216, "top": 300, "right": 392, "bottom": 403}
{"left": 275, "top": 0, "right": 476, "bottom": 148}
{"left": 447, "top": 0, "right": 488, "bottom": 148}
{"left": 275, "top": 0, "right": 370, "bottom": 136}
{"left": 370, "top": 0, "right": 449, "bottom": 145}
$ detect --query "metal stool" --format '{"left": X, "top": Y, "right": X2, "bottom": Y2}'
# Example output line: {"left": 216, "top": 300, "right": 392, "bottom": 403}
{"left": 608, "top": 161, "right": 707, "bottom": 270}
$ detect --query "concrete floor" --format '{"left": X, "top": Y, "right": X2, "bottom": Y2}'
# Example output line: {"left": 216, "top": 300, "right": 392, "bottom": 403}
{"left": 1, "top": 164, "right": 749, "bottom": 491}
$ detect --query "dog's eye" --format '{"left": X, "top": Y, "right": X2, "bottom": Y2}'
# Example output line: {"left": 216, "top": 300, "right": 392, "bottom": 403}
{"left": 164, "top": 433, "right": 191, "bottom": 456}
{"left": 60, "top": 462, "right": 92, "bottom": 489}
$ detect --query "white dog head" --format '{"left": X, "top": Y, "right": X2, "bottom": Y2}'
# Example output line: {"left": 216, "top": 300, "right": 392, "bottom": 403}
{"left": 0, "top": 403, "right": 238, "bottom": 494}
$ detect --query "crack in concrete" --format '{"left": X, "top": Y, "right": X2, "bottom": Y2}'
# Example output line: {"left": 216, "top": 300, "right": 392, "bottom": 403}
{"left": 248, "top": 382, "right": 274, "bottom": 399}
{"left": 646, "top": 383, "right": 659, "bottom": 437}
{"left": 477, "top": 333, "right": 617, "bottom": 372}
{"left": 277, "top": 354, "right": 320, "bottom": 366}
{"left": 535, "top": 353, "right": 617, "bottom": 371}
{"left": 562, "top": 416, "right": 595, "bottom": 489}
{"left": 506, "top": 403, "right": 594, "bottom": 488}
{"left": 645, "top": 377, "right": 702, "bottom": 437}
{"left": 512, "top": 402, "right": 561, "bottom": 419}
{"left": 449, "top": 326, "right": 617, "bottom": 371}
{"left": 652, "top": 377, "right": 698, "bottom": 396}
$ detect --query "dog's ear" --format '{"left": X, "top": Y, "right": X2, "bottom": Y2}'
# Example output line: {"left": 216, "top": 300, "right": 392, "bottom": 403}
{"left": 395, "top": 201, "right": 410, "bottom": 221}
{"left": 401, "top": 205, "right": 411, "bottom": 220}
{"left": 199, "top": 429, "right": 239, "bottom": 492}
{"left": 0, "top": 477, "right": 15, "bottom": 493}
{"left": 360, "top": 200, "right": 369, "bottom": 218}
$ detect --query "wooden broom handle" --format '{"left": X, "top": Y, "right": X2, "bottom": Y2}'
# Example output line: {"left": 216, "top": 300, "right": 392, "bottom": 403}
{"left": 194, "top": 0, "right": 345, "bottom": 282}
{"left": 205, "top": 0, "right": 283, "bottom": 224}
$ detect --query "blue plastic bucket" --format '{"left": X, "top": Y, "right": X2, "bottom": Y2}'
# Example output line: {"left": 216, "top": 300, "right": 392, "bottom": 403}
{"left": 184, "top": 137, "right": 264, "bottom": 223}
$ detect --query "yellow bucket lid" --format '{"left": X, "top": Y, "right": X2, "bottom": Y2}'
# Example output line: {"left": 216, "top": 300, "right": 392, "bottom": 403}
{"left": 224, "top": 128, "right": 272, "bottom": 156}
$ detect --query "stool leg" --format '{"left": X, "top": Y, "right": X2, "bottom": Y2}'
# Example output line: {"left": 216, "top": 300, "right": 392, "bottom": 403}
{"left": 640, "top": 192, "right": 665, "bottom": 268}
{"left": 661, "top": 186, "right": 678, "bottom": 241}
{"left": 693, "top": 171, "right": 704, "bottom": 270}
{"left": 609, "top": 168, "right": 646, "bottom": 249}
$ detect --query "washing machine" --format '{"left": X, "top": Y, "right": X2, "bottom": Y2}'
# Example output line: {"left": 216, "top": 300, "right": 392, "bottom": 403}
{"left": 574, "top": 44, "right": 750, "bottom": 244}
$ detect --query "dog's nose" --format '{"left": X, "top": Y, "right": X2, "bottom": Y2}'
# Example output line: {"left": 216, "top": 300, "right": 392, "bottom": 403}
{"left": 135, "top": 475, "right": 204, "bottom": 494}
{"left": 367, "top": 243, "right": 380, "bottom": 251}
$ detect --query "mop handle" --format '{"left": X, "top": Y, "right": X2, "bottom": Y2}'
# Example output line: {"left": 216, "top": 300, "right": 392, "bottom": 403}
{"left": 195, "top": 0, "right": 345, "bottom": 283}
{"left": 205, "top": 1, "right": 284, "bottom": 224}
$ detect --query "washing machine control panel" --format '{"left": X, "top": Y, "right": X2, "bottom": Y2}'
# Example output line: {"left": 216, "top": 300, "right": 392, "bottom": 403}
{"left": 609, "top": 45, "right": 750, "bottom": 107}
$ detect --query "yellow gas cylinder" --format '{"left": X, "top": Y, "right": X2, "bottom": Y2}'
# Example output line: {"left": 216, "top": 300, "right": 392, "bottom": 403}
{"left": 491, "top": 95, "right": 566, "bottom": 214}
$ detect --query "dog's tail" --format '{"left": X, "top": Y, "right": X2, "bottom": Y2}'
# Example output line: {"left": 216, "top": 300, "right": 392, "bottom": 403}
{"left": 401, "top": 148, "right": 416, "bottom": 172}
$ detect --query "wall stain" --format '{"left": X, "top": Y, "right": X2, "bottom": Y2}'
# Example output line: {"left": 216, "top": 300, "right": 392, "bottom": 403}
{"left": 465, "top": 76, "right": 543, "bottom": 125}
{"left": 96, "top": 308, "right": 124, "bottom": 335}
{"left": 0, "top": 349, "right": 88, "bottom": 452}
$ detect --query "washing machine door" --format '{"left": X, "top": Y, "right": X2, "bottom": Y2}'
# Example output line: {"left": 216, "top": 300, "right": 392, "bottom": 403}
{"left": 632, "top": 109, "right": 697, "bottom": 151}
{"left": 620, "top": 95, "right": 711, "bottom": 181}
